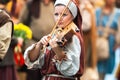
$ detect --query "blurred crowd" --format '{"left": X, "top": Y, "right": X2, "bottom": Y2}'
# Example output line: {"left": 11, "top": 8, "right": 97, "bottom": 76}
{"left": 0, "top": 0, "right": 120, "bottom": 80}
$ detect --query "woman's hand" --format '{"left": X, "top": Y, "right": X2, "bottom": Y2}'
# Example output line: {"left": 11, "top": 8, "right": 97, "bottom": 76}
{"left": 49, "top": 36, "right": 58, "bottom": 48}
{"left": 39, "top": 35, "right": 51, "bottom": 46}
{"left": 49, "top": 36, "right": 66, "bottom": 60}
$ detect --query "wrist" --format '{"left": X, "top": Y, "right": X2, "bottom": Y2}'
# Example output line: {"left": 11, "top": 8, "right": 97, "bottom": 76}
{"left": 52, "top": 47, "right": 66, "bottom": 60}
{"left": 53, "top": 54, "right": 67, "bottom": 63}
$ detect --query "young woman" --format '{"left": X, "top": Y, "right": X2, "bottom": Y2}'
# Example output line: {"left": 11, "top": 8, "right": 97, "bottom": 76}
{"left": 24, "top": 0, "right": 85, "bottom": 80}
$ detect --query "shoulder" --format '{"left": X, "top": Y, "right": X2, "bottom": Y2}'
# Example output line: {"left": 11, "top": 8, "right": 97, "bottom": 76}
{"left": 73, "top": 32, "right": 81, "bottom": 42}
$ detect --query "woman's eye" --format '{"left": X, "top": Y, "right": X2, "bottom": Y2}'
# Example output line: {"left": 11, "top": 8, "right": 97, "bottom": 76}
{"left": 54, "top": 13, "right": 59, "bottom": 16}
{"left": 63, "top": 13, "right": 67, "bottom": 17}
{"left": 54, "top": 13, "right": 67, "bottom": 17}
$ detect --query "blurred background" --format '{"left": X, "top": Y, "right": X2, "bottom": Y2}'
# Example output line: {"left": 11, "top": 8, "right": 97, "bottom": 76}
{"left": 0, "top": 0, "right": 120, "bottom": 80}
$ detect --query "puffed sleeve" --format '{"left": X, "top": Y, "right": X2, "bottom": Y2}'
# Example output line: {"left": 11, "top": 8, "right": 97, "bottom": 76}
{"left": 0, "top": 22, "right": 12, "bottom": 59}
{"left": 55, "top": 35, "right": 81, "bottom": 76}
{"left": 24, "top": 44, "right": 45, "bottom": 69}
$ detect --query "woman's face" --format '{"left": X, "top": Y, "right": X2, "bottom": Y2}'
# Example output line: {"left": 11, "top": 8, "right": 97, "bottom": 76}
{"left": 54, "top": 5, "right": 74, "bottom": 28}
{"left": 105, "top": 0, "right": 116, "bottom": 6}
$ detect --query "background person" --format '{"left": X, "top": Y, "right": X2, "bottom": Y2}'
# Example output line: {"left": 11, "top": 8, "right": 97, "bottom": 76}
{"left": 95, "top": 0, "right": 120, "bottom": 79}
{"left": 0, "top": 0, "right": 12, "bottom": 61}
{"left": 0, "top": 9, "right": 19, "bottom": 80}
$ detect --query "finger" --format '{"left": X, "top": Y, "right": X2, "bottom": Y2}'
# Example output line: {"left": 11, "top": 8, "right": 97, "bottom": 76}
{"left": 40, "top": 36, "right": 49, "bottom": 45}
{"left": 49, "top": 38, "right": 58, "bottom": 48}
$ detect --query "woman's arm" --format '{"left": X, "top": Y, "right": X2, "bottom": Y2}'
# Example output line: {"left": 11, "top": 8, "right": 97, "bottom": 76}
{"left": 24, "top": 35, "right": 49, "bottom": 69}
{"left": 24, "top": 43, "right": 45, "bottom": 69}
{"left": 28, "top": 42, "right": 43, "bottom": 62}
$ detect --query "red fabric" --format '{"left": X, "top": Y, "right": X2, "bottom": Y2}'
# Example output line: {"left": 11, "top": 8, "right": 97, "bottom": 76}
{"left": 75, "top": 31, "right": 85, "bottom": 77}
{"left": 14, "top": 52, "right": 24, "bottom": 67}
{"left": 14, "top": 43, "right": 24, "bottom": 67}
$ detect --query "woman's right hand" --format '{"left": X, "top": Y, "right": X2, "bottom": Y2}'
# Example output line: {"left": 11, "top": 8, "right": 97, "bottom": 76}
{"left": 39, "top": 35, "right": 51, "bottom": 46}
{"left": 28, "top": 35, "right": 50, "bottom": 62}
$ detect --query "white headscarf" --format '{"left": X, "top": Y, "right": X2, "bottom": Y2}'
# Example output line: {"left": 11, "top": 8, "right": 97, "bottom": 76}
{"left": 54, "top": 0, "right": 77, "bottom": 18}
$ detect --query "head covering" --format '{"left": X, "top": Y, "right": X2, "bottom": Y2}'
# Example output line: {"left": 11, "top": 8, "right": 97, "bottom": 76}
{"left": 0, "top": 9, "right": 13, "bottom": 35}
{"left": 0, "top": 10, "right": 10, "bottom": 27}
{"left": 54, "top": 0, "right": 77, "bottom": 18}
{"left": 0, "top": 9, "right": 14, "bottom": 60}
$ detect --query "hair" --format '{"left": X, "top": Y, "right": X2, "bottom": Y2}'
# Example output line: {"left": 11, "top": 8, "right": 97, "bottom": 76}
{"left": 0, "top": 0, "right": 17, "bottom": 18}
{"left": 28, "top": 0, "right": 40, "bottom": 18}
{"left": 116, "top": 0, "right": 120, "bottom": 8}
{"left": 27, "top": 0, "right": 56, "bottom": 18}
{"left": 0, "top": 0, "right": 10, "bottom": 5}
{"left": 11, "top": 0, "right": 17, "bottom": 17}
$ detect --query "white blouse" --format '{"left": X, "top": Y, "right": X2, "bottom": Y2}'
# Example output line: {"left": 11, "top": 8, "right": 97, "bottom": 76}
{"left": 24, "top": 35, "right": 81, "bottom": 76}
